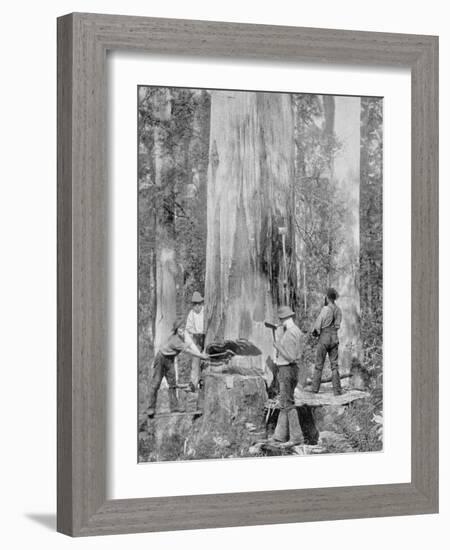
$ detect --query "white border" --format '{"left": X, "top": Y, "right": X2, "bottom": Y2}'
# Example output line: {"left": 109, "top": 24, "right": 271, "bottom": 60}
{"left": 108, "top": 52, "right": 411, "bottom": 499}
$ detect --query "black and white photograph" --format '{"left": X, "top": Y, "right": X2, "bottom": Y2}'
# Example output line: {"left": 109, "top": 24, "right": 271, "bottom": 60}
{"left": 1, "top": 0, "right": 443, "bottom": 544}
{"left": 137, "top": 86, "right": 383, "bottom": 462}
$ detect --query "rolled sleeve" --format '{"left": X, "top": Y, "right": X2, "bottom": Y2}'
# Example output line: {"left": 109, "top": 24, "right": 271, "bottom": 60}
{"left": 334, "top": 307, "right": 342, "bottom": 330}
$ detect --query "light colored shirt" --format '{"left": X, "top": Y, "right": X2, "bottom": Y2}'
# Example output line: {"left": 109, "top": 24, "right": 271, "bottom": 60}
{"left": 186, "top": 308, "right": 204, "bottom": 335}
{"left": 275, "top": 322, "right": 303, "bottom": 365}
{"left": 313, "top": 303, "right": 342, "bottom": 333}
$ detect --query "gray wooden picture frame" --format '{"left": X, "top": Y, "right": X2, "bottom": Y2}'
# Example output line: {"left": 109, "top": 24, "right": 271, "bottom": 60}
{"left": 57, "top": 12, "right": 438, "bottom": 537}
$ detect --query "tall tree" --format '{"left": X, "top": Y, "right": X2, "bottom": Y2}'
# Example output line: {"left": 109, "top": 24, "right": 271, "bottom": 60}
{"left": 360, "top": 97, "right": 383, "bottom": 374}
{"left": 332, "top": 96, "right": 362, "bottom": 370}
{"left": 204, "top": 91, "right": 296, "bottom": 370}
{"left": 150, "top": 88, "right": 178, "bottom": 352}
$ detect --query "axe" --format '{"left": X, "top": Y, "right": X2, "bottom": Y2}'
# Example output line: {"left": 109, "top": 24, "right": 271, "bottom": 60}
{"left": 264, "top": 321, "right": 278, "bottom": 342}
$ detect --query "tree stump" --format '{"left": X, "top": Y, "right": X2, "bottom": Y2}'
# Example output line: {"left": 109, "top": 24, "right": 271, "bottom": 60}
{"left": 190, "top": 370, "right": 268, "bottom": 458}
{"left": 202, "top": 371, "right": 267, "bottom": 436}
{"left": 139, "top": 361, "right": 269, "bottom": 461}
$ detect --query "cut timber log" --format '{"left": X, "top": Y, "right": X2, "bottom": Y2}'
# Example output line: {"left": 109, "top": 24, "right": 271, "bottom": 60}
{"left": 295, "top": 387, "right": 370, "bottom": 407}
{"left": 305, "top": 372, "right": 352, "bottom": 385}
{"left": 265, "top": 387, "right": 370, "bottom": 410}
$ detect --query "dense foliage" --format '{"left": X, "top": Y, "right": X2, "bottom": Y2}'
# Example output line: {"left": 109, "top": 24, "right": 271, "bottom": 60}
{"left": 138, "top": 87, "right": 210, "bottom": 382}
{"left": 293, "top": 94, "right": 346, "bottom": 329}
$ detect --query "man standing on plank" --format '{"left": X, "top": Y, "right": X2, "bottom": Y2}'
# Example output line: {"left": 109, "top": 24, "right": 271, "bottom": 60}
{"left": 310, "top": 287, "right": 343, "bottom": 396}
{"left": 271, "top": 306, "right": 304, "bottom": 447}
{"left": 147, "top": 318, "right": 208, "bottom": 417}
{"left": 185, "top": 291, "right": 206, "bottom": 392}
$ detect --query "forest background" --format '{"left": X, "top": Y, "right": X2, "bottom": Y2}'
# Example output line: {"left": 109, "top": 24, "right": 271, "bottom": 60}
{"left": 138, "top": 87, "right": 383, "bottom": 458}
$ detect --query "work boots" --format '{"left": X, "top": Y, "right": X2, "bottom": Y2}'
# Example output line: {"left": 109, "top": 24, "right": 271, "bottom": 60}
{"left": 280, "top": 408, "right": 303, "bottom": 448}
{"left": 272, "top": 410, "right": 289, "bottom": 442}
{"left": 331, "top": 370, "right": 343, "bottom": 396}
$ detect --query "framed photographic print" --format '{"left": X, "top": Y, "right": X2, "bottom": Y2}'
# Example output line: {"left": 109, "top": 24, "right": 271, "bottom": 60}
{"left": 57, "top": 13, "right": 438, "bottom": 536}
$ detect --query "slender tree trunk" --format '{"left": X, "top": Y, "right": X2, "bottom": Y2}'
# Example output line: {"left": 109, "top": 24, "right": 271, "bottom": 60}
{"left": 360, "top": 97, "right": 383, "bottom": 370}
{"left": 152, "top": 89, "right": 178, "bottom": 353}
{"left": 204, "top": 91, "right": 296, "bottom": 375}
{"left": 332, "top": 96, "right": 362, "bottom": 370}
{"left": 303, "top": 261, "right": 307, "bottom": 314}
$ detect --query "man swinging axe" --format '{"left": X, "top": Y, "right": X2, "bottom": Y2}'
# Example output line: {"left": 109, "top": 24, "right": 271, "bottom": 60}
{"left": 147, "top": 318, "right": 208, "bottom": 418}
{"left": 269, "top": 306, "right": 304, "bottom": 447}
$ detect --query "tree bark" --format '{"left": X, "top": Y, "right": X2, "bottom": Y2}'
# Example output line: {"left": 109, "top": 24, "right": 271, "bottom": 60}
{"left": 152, "top": 88, "right": 178, "bottom": 353}
{"left": 332, "top": 96, "right": 362, "bottom": 370}
{"left": 204, "top": 91, "right": 296, "bottom": 377}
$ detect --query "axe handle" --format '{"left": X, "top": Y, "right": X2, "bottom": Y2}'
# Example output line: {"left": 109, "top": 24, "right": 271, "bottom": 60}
{"left": 264, "top": 322, "right": 278, "bottom": 341}
{"left": 208, "top": 351, "right": 235, "bottom": 357}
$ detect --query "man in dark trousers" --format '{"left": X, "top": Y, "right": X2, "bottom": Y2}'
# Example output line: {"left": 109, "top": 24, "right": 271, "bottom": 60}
{"left": 310, "top": 287, "right": 343, "bottom": 395}
{"left": 271, "top": 305, "right": 303, "bottom": 447}
{"left": 147, "top": 318, "right": 208, "bottom": 417}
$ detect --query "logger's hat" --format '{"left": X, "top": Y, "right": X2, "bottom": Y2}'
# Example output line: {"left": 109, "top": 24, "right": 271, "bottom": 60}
{"left": 326, "top": 288, "right": 339, "bottom": 301}
{"left": 277, "top": 306, "right": 295, "bottom": 320}
{"left": 191, "top": 291, "right": 204, "bottom": 303}
{"left": 172, "top": 318, "right": 185, "bottom": 332}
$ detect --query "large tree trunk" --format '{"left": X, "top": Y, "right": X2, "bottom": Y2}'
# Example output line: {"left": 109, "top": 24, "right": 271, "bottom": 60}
{"left": 332, "top": 96, "right": 361, "bottom": 370}
{"left": 204, "top": 91, "right": 296, "bottom": 377}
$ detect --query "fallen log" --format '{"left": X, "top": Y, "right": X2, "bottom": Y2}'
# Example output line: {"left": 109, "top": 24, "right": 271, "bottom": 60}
{"left": 305, "top": 372, "right": 352, "bottom": 385}
{"left": 265, "top": 387, "right": 370, "bottom": 410}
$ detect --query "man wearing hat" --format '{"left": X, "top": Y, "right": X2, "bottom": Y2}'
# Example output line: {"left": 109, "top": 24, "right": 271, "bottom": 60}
{"left": 271, "top": 305, "right": 304, "bottom": 447}
{"left": 186, "top": 291, "right": 206, "bottom": 391}
{"left": 147, "top": 318, "right": 208, "bottom": 417}
{"left": 310, "top": 287, "right": 343, "bottom": 395}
